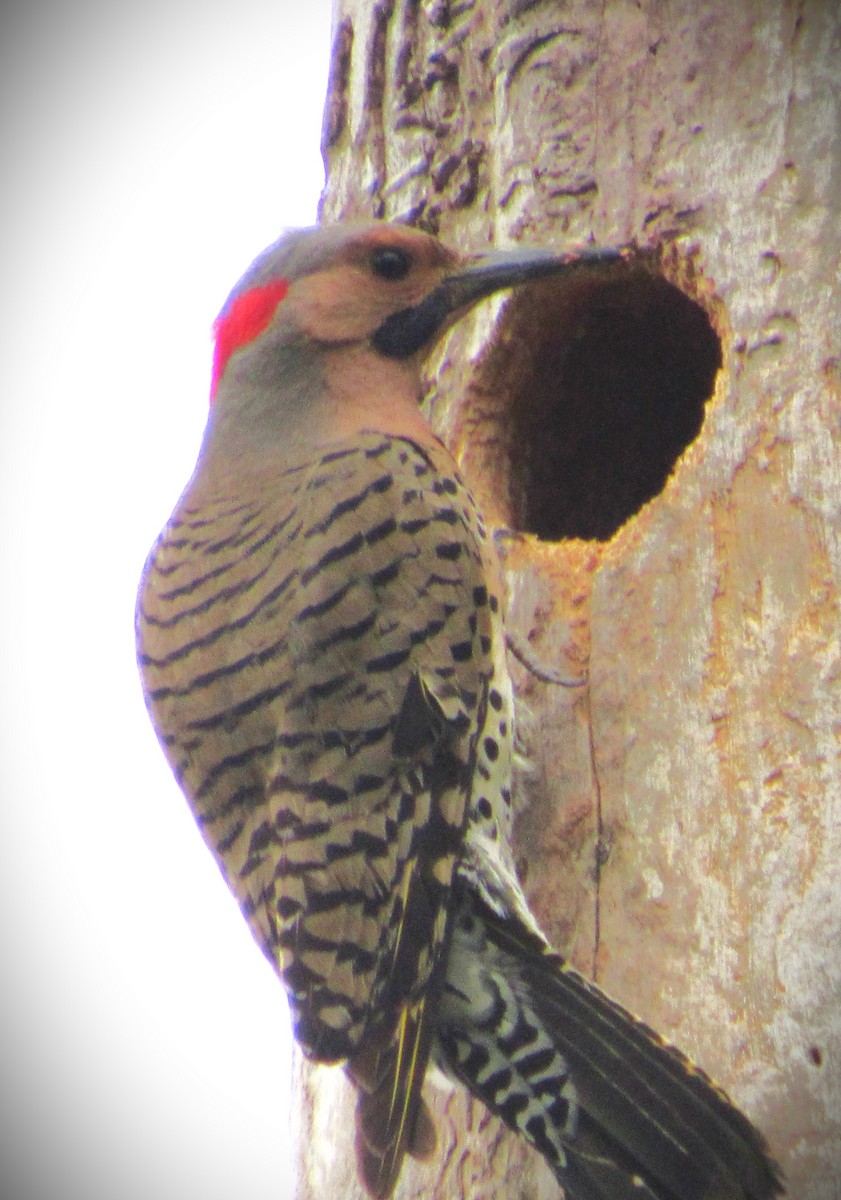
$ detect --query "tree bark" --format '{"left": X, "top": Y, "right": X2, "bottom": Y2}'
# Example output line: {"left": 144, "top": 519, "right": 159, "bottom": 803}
{"left": 294, "top": 2, "right": 840, "bottom": 1196}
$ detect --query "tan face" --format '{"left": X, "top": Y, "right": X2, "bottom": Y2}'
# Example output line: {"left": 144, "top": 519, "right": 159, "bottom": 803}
{"left": 285, "top": 225, "right": 458, "bottom": 345}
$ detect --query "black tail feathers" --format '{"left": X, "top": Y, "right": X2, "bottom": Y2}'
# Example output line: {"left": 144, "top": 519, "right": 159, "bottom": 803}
{"left": 436, "top": 885, "right": 784, "bottom": 1200}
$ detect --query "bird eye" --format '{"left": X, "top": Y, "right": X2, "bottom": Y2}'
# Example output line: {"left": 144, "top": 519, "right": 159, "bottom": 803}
{"left": 370, "top": 247, "right": 412, "bottom": 281}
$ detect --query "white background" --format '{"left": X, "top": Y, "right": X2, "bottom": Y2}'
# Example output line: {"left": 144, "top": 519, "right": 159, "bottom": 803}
{"left": 0, "top": 3, "right": 333, "bottom": 1196}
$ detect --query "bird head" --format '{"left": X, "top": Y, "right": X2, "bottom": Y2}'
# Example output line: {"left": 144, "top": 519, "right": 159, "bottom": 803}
{"left": 204, "top": 222, "right": 621, "bottom": 463}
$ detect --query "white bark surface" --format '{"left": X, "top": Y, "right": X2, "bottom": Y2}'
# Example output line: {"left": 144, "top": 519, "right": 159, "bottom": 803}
{"left": 295, "top": 2, "right": 841, "bottom": 1195}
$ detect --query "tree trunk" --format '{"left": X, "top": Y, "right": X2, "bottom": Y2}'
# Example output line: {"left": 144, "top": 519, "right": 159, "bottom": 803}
{"left": 294, "top": 2, "right": 840, "bottom": 1196}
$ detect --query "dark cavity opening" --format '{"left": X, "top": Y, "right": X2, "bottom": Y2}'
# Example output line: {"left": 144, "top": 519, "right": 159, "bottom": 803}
{"left": 484, "top": 262, "right": 722, "bottom": 541}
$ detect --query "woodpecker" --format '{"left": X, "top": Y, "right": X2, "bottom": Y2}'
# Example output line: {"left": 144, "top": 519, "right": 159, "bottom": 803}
{"left": 136, "top": 221, "right": 783, "bottom": 1200}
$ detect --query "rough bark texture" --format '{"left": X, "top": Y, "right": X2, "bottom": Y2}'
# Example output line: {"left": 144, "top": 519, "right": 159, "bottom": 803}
{"left": 293, "top": 2, "right": 840, "bottom": 1197}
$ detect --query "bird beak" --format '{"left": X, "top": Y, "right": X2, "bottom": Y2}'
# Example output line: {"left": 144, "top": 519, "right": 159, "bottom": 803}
{"left": 372, "top": 244, "right": 625, "bottom": 359}
{"left": 442, "top": 245, "right": 624, "bottom": 311}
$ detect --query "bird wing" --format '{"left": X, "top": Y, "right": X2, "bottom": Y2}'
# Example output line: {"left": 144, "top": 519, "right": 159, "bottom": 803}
{"left": 138, "top": 430, "right": 499, "bottom": 1196}
{"left": 270, "top": 433, "right": 496, "bottom": 1196}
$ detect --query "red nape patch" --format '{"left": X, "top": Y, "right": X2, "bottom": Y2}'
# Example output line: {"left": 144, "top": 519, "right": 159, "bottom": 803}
{"left": 210, "top": 279, "right": 290, "bottom": 401}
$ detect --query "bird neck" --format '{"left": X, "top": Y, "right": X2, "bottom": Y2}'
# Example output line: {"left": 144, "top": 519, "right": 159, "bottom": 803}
{"left": 318, "top": 343, "right": 436, "bottom": 445}
{"left": 201, "top": 338, "right": 434, "bottom": 474}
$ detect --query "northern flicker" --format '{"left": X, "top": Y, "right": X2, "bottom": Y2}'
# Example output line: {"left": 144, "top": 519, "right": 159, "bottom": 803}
{"left": 136, "top": 221, "right": 783, "bottom": 1200}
